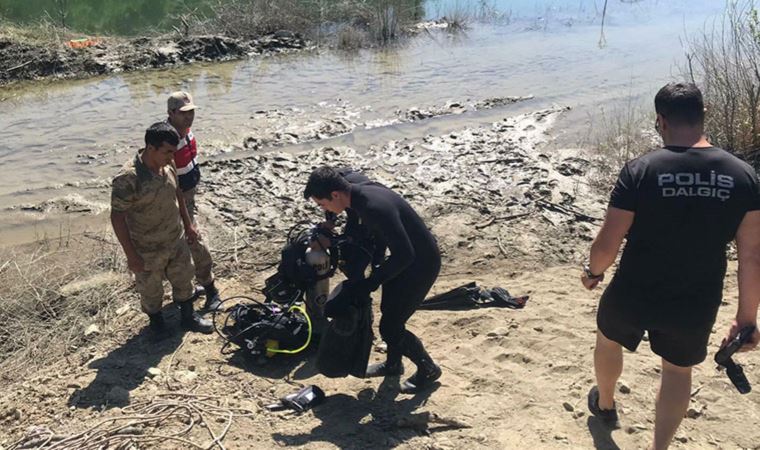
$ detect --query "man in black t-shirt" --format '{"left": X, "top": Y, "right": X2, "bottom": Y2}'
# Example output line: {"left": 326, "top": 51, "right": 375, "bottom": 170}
{"left": 304, "top": 166, "right": 442, "bottom": 394}
{"left": 581, "top": 83, "right": 760, "bottom": 450}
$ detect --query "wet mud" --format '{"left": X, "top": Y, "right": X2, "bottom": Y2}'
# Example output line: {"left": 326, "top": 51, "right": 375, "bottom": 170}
{"left": 0, "top": 31, "right": 307, "bottom": 85}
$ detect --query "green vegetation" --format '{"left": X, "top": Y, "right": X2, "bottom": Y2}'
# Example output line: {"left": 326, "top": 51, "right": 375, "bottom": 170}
{"left": 0, "top": 16, "right": 76, "bottom": 45}
{"left": 685, "top": 1, "right": 760, "bottom": 166}
{"left": 0, "top": 0, "right": 213, "bottom": 35}
{"left": 0, "top": 0, "right": 428, "bottom": 46}
{"left": 589, "top": 1, "right": 760, "bottom": 190}
{"left": 191, "top": 0, "right": 426, "bottom": 46}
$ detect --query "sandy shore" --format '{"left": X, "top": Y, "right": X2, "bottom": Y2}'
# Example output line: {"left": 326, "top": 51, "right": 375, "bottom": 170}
{"left": 1, "top": 107, "right": 758, "bottom": 450}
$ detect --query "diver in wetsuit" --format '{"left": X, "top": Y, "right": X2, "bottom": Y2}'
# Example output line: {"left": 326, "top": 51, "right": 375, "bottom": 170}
{"left": 304, "top": 166, "right": 442, "bottom": 394}
{"left": 321, "top": 168, "right": 378, "bottom": 281}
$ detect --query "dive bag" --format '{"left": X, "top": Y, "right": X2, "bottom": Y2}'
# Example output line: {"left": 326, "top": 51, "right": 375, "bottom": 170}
{"left": 216, "top": 299, "right": 312, "bottom": 360}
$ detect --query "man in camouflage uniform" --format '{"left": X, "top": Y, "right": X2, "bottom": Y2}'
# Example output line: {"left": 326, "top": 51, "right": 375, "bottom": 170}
{"left": 110, "top": 122, "right": 213, "bottom": 334}
{"left": 166, "top": 91, "right": 221, "bottom": 311}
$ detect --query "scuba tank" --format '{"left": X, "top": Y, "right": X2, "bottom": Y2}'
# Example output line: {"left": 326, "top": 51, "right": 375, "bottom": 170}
{"left": 304, "top": 245, "right": 330, "bottom": 336}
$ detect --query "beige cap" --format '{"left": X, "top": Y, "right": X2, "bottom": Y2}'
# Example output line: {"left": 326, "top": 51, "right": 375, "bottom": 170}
{"left": 167, "top": 91, "right": 198, "bottom": 112}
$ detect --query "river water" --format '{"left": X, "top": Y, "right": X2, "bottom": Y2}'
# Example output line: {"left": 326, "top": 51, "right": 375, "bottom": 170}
{"left": 0, "top": 0, "right": 726, "bottom": 245}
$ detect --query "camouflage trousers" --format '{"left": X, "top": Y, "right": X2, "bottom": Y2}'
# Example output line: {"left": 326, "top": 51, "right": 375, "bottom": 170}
{"left": 183, "top": 187, "right": 214, "bottom": 286}
{"left": 135, "top": 238, "right": 195, "bottom": 314}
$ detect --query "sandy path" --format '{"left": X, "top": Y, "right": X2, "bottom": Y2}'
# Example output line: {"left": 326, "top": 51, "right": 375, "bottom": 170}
{"left": 2, "top": 261, "right": 758, "bottom": 450}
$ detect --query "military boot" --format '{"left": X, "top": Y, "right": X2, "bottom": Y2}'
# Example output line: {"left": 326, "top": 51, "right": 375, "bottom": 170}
{"left": 148, "top": 311, "right": 167, "bottom": 333}
{"left": 202, "top": 281, "right": 222, "bottom": 312}
{"left": 177, "top": 299, "right": 213, "bottom": 334}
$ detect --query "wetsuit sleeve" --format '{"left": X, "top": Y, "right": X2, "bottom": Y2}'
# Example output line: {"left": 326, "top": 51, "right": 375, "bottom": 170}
{"left": 111, "top": 174, "right": 137, "bottom": 213}
{"left": 609, "top": 162, "right": 637, "bottom": 211}
{"left": 363, "top": 207, "right": 415, "bottom": 291}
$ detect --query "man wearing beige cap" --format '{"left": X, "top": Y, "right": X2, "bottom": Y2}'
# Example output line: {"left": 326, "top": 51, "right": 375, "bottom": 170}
{"left": 166, "top": 91, "right": 221, "bottom": 312}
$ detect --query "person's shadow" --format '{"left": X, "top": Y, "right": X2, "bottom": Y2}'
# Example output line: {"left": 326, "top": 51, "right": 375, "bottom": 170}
{"left": 587, "top": 417, "right": 621, "bottom": 450}
{"left": 67, "top": 306, "right": 186, "bottom": 410}
{"left": 271, "top": 376, "right": 443, "bottom": 449}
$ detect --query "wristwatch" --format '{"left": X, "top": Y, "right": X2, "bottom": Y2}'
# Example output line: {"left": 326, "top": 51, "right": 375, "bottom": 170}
{"left": 583, "top": 263, "right": 604, "bottom": 280}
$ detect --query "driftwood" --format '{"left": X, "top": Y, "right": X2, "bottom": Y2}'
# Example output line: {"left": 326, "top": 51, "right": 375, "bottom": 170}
{"left": 536, "top": 199, "right": 601, "bottom": 223}
{"left": 475, "top": 211, "right": 533, "bottom": 230}
{"left": 8, "top": 392, "right": 254, "bottom": 450}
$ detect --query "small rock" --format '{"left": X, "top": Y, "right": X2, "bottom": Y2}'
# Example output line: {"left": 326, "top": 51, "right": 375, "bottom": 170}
{"left": 1, "top": 407, "right": 21, "bottom": 422}
{"left": 533, "top": 326, "right": 544, "bottom": 332}
{"left": 686, "top": 407, "right": 702, "bottom": 419}
{"left": 147, "top": 367, "right": 162, "bottom": 378}
{"left": 572, "top": 411, "right": 585, "bottom": 419}
{"left": 562, "top": 402, "right": 574, "bottom": 412}
{"left": 619, "top": 382, "right": 631, "bottom": 394}
{"left": 674, "top": 436, "right": 688, "bottom": 444}
{"left": 84, "top": 324, "right": 101, "bottom": 337}
{"left": 175, "top": 370, "right": 198, "bottom": 384}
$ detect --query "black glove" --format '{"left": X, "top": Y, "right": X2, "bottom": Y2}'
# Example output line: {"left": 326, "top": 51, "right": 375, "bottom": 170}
{"left": 349, "top": 277, "right": 375, "bottom": 299}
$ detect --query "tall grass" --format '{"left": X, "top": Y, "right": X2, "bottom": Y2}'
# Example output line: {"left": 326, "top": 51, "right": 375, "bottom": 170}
{"left": 0, "top": 229, "right": 131, "bottom": 381}
{"left": 587, "top": 97, "right": 661, "bottom": 192}
{"left": 0, "top": 220, "right": 248, "bottom": 381}
{"left": 188, "top": 0, "right": 423, "bottom": 47}
{"left": 0, "top": 16, "right": 75, "bottom": 45}
{"left": 684, "top": 1, "right": 760, "bottom": 166}
{"left": 591, "top": 1, "right": 760, "bottom": 191}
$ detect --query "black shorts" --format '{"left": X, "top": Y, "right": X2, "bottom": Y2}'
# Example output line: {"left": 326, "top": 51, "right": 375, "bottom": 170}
{"left": 597, "top": 278, "right": 722, "bottom": 367}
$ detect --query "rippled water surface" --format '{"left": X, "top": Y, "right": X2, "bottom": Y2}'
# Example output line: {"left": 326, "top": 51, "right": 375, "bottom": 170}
{"left": 0, "top": 0, "right": 726, "bottom": 243}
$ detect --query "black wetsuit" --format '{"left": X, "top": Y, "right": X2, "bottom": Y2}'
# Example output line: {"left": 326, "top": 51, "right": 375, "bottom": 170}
{"left": 348, "top": 182, "right": 441, "bottom": 353}
{"left": 598, "top": 146, "right": 760, "bottom": 366}
{"left": 326, "top": 169, "right": 381, "bottom": 280}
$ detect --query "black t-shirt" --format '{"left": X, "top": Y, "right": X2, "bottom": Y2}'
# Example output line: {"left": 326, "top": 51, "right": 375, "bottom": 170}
{"left": 611, "top": 146, "right": 760, "bottom": 289}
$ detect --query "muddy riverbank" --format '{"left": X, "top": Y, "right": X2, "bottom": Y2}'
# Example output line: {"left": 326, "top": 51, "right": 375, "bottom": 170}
{"left": 0, "top": 31, "right": 307, "bottom": 85}
{"left": 2, "top": 103, "right": 759, "bottom": 450}
{"left": 1, "top": 0, "right": 727, "bottom": 223}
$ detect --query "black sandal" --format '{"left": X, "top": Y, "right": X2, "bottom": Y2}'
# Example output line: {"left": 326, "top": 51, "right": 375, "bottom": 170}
{"left": 587, "top": 386, "right": 620, "bottom": 428}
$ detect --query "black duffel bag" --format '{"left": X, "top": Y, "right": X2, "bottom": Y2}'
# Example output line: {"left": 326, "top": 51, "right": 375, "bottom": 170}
{"left": 316, "top": 283, "right": 373, "bottom": 378}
